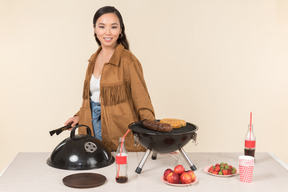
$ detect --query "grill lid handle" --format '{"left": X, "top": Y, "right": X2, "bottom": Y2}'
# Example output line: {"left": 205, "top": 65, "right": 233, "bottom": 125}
{"left": 70, "top": 124, "right": 92, "bottom": 139}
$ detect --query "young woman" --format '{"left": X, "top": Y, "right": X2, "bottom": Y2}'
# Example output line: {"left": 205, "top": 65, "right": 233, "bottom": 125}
{"left": 65, "top": 6, "right": 155, "bottom": 152}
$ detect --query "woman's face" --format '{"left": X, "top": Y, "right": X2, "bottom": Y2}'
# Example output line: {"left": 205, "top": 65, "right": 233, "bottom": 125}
{"left": 94, "top": 13, "right": 122, "bottom": 49}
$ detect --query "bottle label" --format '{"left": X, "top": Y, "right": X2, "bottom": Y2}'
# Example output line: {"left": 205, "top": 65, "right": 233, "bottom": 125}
{"left": 245, "top": 140, "right": 256, "bottom": 148}
{"left": 116, "top": 155, "right": 127, "bottom": 164}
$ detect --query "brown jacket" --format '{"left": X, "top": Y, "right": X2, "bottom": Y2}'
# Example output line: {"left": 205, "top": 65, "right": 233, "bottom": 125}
{"left": 75, "top": 43, "right": 155, "bottom": 151}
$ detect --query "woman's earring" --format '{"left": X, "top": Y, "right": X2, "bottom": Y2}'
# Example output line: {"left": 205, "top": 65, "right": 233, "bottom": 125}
{"left": 119, "top": 33, "right": 123, "bottom": 38}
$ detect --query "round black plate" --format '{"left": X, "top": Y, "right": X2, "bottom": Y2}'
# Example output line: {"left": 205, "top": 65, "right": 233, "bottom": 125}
{"left": 62, "top": 173, "right": 106, "bottom": 188}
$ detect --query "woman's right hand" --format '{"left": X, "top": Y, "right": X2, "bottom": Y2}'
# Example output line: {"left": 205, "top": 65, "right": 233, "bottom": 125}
{"left": 65, "top": 116, "right": 79, "bottom": 130}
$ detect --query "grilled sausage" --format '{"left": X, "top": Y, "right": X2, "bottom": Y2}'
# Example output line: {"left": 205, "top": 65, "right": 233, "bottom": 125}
{"left": 142, "top": 119, "right": 158, "bottom": 131}
{"left": 142, "top": 119, "right": 172, "bottom": 132}
{"left": 158, "top": 122, "right": 173, "bottom": 132}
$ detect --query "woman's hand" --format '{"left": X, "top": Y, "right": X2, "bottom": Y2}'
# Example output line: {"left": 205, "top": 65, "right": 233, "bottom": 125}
{"left": 65, "top": 116, "right": 79, "bottom": 130}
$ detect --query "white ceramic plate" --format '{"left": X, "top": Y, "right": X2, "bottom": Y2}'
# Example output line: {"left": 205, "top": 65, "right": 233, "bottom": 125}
{"left": 161, "top": 176, "right": 198, "bottom": 187}
{"left": 204, "top": 166, "right": 239, "bottom": 177}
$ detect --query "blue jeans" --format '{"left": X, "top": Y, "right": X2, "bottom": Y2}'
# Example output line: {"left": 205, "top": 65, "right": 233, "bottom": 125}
{"left": 90, "top": 100, "right": 102, "bottom": 140}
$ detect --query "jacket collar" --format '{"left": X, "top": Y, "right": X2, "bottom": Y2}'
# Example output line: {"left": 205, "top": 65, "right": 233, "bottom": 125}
{"left": 108, "top": 43, "right": 125, "bottom": 66}
{"left": 88, "top": 43, "right": 125, "bottom": 66}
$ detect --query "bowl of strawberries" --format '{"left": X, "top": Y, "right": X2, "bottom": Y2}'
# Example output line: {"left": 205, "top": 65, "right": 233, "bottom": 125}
{"left": 204, "top": 162, "right": 238, "bottom": 177}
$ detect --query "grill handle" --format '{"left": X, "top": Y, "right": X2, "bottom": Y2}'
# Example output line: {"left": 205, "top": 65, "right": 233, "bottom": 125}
{"left": 70, "top": 124, "right": 92, "bottom": 139}
{"left": 133, "top": 134, "right": 141, "bottom": 147}
{"left": 191, "top": 132, "right": 198, "bottom": 146}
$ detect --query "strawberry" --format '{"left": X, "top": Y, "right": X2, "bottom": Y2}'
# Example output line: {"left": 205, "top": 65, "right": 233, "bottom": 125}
{"left": 213, "top": 171, "right": 218, "bottom": 175}
{"left": 214, "top": 166, "right": 220, "bottom": 172}
{"left": 228, "top": 169, "right": 232, "bottom": 175}
{"left": 208, "top": 166, "right": 214, "bottom": 173}
{"left": 222, "top": 169, "right": 228, "bottom": 175}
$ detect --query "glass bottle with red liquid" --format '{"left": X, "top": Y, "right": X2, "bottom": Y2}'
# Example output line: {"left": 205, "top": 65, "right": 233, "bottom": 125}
{"left": 244, "top": 113, "right": 256, "bottom": 157}
{"left": 115, "top": 137, "right": 128, "bottom": 183}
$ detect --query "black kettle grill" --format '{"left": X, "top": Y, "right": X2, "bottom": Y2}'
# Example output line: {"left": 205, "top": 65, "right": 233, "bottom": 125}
{"left": 129, "top": 121, "right": 198, "bottom": 174}
{"left": 47, "top": 124, "right": 114, "bottom": 170}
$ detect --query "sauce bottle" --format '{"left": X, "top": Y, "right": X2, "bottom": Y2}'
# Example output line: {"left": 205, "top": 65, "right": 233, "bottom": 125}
{"left": 244, "top": 124, "right": 256, "bottom": 157}
{"left": 115, "top": 137, "right": 128, "bottom": 183}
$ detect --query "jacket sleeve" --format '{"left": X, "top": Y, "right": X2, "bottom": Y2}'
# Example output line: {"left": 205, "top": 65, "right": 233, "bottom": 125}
{"left": 74, "top": 110, "right": 80, "bottom": 117}
{"left": 126, "top": 54, "right": 155, "bottom": 120}
{"left": 73, "top": 56, "right": 94, "bottom": 117}
{"left": 73, "top": 75, "right": 88, "bottom": 117}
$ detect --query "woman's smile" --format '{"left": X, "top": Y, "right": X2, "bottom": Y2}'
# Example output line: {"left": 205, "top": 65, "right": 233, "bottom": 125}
{"left": 104, "top": 37, "right": 113, "bottom": 41}
{"left": 94, "top": 13, "right": 122, "bottom": 48}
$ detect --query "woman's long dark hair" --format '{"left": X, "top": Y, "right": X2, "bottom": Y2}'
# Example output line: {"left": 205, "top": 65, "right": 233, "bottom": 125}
{"left": 93, "top": 6, "right": 129, "bottom": 50}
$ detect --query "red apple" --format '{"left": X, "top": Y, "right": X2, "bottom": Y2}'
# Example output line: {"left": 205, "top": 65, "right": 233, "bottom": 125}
{"left": 174, "top": 164, "right": 185, "bottom": 175}
{"left": 166, "top": 172, "right": 179, "bottom": 184}
{"left": 180, "top": 172, "right": 192, "bottom": 184}
{"left": 163, "top": 168, "right": 173, "bottom": 180}
{"left": 186, "top": 170, "right": 196, "bottom": 182}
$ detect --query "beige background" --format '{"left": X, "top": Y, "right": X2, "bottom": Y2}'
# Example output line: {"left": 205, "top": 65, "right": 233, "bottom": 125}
{"left": 1, "top": 0, "right": 288, "bottom": 173}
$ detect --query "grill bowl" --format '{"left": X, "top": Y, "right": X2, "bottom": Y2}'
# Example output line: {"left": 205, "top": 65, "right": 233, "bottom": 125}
{"left": 128, "top": 121, "right": 198, "bottom": 153}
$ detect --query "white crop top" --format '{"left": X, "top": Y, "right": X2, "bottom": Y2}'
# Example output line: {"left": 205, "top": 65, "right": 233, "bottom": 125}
{"left": 90, "top": 74, "right": 101, "bottom": 103}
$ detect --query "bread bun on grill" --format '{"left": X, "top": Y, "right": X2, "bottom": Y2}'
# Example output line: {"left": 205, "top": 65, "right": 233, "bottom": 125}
{"left": 159, "top": 118, "right": 186, "bottom": 129}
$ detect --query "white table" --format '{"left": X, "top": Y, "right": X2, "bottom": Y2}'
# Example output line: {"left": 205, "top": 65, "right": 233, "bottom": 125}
{"left": 1, "top": 152, "right": 288, "bottom": 192}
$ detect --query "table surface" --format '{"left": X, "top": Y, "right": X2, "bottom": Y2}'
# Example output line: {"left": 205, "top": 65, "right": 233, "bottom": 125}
{"left": 1, "top": 152, "right": 288, "bottom": 192}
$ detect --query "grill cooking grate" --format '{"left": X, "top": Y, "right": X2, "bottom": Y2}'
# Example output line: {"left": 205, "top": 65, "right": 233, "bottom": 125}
{"left": 129, "top": 121, "right": 197, "bottom": 135}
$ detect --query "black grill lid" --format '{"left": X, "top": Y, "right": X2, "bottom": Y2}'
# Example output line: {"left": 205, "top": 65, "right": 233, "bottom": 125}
{"left": 47, "top": 125, "right": 114, "bottom": 170}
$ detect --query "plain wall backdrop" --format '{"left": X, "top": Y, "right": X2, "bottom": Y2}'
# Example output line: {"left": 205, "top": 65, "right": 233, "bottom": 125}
{"left": 1, "top": 0, "right": 288, "bottom": 173}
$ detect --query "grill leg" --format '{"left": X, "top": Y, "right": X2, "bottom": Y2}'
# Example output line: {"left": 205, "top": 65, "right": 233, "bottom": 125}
{"left": 178, "top": 146, "right": 197, "bottom": 171}
{"left": 135, "top": 149, "right": 152, "bottom": 174}
{"left": 151, "top": 151, "right": 157, "bottom": 160}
